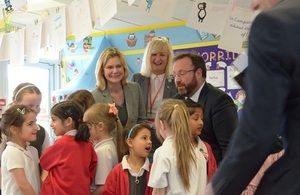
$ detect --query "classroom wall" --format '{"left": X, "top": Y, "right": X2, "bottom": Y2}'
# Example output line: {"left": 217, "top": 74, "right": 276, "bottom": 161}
{"left": 53, "top": 21, "right": 244, "bottom": 111}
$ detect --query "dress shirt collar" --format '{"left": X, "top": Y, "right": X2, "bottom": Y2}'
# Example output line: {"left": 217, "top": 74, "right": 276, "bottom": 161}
{"left": 121, "top": 155, "right": 150, "bottom": 175}
{"left": 189, "top": 82, "right": 205, "bottom": 102}
{"left": 150, "top": 73, "right": 165, "bottom": 81}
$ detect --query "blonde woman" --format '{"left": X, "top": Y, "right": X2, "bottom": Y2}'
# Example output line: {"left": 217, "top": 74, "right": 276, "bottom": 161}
{"left": 131, "top": 37, "right": 177, "bottom": 162}
{"left": 92, "top": 47, "right": 146, "bottom": 127}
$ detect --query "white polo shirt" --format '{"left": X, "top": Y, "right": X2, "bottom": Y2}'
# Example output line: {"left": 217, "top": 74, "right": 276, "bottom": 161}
{"left": 148, "top": 136, "right": 207, "bottom": 195}
{"left": 1, "top": 141, "right": 40, "bottom": 195}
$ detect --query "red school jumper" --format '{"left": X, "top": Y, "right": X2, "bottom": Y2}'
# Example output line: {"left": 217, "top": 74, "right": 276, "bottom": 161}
{"left": 102, "top": 163, "right": 153, "bottom": 195}
{"left": 40, "top": 135, "right": 97, "bottom": 195}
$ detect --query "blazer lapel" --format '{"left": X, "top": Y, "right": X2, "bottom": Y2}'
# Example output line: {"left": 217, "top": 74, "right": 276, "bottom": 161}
{"left": 101, "top": 88, "right": 113, "bottom": 103}
{"left": 123, "top": 84, "right": 132, "bottom": 122}
{"left": 198, "top": 82, "right": 209, "bottom": 106}
{"left": 163, "top": 79, "right": 172, "bottom": 99}
{"left": 140, "top": 76, "right": 149, "bottom": 106}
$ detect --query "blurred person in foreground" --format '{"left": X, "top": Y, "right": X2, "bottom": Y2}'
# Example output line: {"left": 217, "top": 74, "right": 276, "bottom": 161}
{"left": 205, "top": 0, "right": 300, "bottom": 194}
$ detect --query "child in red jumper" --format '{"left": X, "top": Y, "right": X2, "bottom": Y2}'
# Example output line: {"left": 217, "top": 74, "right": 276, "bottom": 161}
{"left": 102, "top": 123, "right": 153, "bottom": 195}
{"left": 40, "top": 101, "right": 97, "bottom": 195}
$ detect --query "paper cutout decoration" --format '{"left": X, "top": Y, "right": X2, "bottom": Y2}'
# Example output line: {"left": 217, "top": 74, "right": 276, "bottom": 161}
{"left": 138, "top": 0, "right": 176, "bottom": 21}
{"left": 218, "top": 5, "right": 255, "bottom": 54}
{"left": 9, "top": 29, "right": 25, "bottom": 65}
{"left": 186, "top": 0, "right": 230, "bottom": 35}
{"left": 25, "top": 24, "right": 42, "bottom": 63}
{"left": 66, "top": 0, "right": 93, "bottom": 43}
{"left": 94, "top": 0, "right": 117, "bottom": 26}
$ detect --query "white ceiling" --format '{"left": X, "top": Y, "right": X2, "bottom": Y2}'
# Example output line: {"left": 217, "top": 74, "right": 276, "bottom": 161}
{"left": 10, "top": 0, "right": 195, "bottom": 31}
{"left": 10, "top": 0, "right": 252, "bottom": 32}
{"left": 95, "top": 0, "right": 194, "bottom": 31}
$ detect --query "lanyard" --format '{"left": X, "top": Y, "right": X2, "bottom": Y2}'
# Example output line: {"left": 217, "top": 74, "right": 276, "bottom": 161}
{"left": 148, "top": 76, "right": 166, "bottom": 115}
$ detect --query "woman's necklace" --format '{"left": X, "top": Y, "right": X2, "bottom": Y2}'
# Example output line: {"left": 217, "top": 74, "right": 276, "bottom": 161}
{"left": 110, "top": 89, "right": 124, "bottom": 107}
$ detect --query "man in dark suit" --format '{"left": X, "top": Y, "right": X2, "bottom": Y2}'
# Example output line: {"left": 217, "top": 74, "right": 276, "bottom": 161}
{"left": 172, "top": 52, "right": 238, "bottom": 165}
{"left": 205, "top": 0, "right": 300, "bottom": 194}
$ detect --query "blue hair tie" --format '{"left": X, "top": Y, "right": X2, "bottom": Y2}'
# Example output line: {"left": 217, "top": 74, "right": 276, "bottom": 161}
{"left": 127, "top": 124, "right": 140, "bottom": 138}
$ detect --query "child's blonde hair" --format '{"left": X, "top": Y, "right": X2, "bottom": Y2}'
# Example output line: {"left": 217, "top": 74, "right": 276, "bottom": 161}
{"left": 84, "top": 103, "right": 123, "bottom": 161}
{"left": 155, "top": 99, "right": 196, "bottom": 191}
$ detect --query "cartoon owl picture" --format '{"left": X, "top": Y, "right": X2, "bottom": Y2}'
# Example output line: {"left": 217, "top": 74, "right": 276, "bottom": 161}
{"left": 126, "top": 33, "right": 138, "bottom": 47}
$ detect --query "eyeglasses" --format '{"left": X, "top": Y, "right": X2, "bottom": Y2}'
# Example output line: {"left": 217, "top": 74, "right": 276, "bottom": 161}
{"left": 172, "top": 68, "right": 196, "bottom": 78}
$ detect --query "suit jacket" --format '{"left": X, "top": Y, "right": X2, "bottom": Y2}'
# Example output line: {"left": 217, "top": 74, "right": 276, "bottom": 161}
{"left": 91, "top": 82, "right": 147, "bottom": 126}
{"left": 211, "top": 0, "right": 300, "bottom": 194}
{"left": 174, "top": 82, "right": 238, "bottom": 165}
{"left": 131, "top": 73, "right": 177, "bottom": 113}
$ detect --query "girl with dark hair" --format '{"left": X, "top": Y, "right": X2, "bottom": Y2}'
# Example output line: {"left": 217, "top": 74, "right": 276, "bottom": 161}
{"left": 102, "top": 123, "right": 153, "bottom": 195}
{"left": 40, "top": 101, "right": 97, "bottom": 195}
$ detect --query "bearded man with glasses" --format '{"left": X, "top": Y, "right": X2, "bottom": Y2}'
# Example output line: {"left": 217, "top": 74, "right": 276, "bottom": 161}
{"left": 172, "top": 52, "right": 238, "bottom": 165}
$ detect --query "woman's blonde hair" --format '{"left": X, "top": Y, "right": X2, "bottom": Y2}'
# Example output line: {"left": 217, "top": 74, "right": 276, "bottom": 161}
{"left": 95, "top": 47, "right": 129, "bottom": 90}
{"left": 155, "top": 99, "right": 196, "bottom": 191}
{"left": 140, "top": 37, "right": 174, "bottom": 77}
